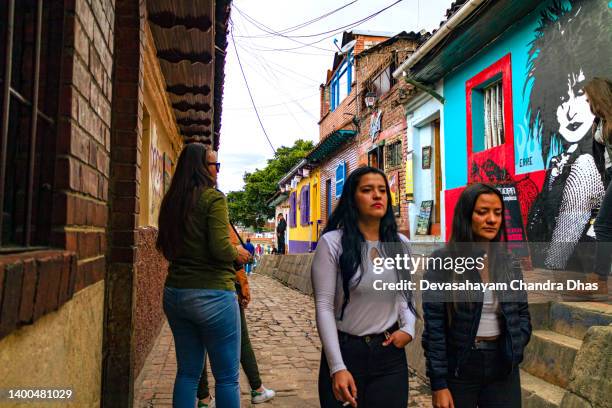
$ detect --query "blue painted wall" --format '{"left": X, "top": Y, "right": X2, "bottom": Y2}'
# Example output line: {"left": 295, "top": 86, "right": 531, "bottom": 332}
{"left": 443, "top": 2, "right": 550, "bottom": 189}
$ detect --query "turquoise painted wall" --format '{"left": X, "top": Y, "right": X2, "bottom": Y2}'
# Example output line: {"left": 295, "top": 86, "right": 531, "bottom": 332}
{"left": 443, "top": 2, "right": 550, "bottom": 189}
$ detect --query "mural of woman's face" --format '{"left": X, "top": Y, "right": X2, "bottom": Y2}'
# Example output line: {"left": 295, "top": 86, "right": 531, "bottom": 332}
{"left": 556, "top": 70, "right": 595, "bottom": 144}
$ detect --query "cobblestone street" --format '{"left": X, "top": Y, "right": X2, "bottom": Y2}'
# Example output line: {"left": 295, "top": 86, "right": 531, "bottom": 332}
{"left": 134, "top": 273, "right": 432, "bottom": 407}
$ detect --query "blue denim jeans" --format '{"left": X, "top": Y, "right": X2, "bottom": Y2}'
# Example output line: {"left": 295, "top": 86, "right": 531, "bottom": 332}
{"left": 163, "top": 287, "right": 241, "bottom": 408}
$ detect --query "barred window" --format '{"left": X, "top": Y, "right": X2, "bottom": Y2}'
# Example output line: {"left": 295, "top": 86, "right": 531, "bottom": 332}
{"left": 371, "top": 63, "right": 394, "bottom": 97}
{"left": 386, "top": 140, "right": 402, "bottom": 167}
{"left": 0, "top": 0, "right": 65, "bottom": 248}
{"left": 483, "top": 80, "right": 505, "bottom": 149}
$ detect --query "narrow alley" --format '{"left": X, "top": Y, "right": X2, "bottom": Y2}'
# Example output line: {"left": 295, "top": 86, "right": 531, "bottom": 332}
{"left": 134, "top": 273, "right": 432, "bottom": 408}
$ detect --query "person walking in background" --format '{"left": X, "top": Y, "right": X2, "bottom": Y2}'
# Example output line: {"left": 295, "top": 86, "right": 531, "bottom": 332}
{"left": 157, "top": 144, "right": 250, "bottom": 408}
{"left": 276, "top": 213, "right": 287, "bottom": 254}
{"left": 197, "top": 227, "right": 275, "bottom": 408}
{"left": 422, "top": 183, "right": 531, "bottom": 408}
{"left": 585, "top": 77, "right": 612, "bottom": 294}
{"left": 312, "top": 166, "right": 416, "bottom": 408}
{"left": 244, "top": 238, "right": 255, "bottom": 275}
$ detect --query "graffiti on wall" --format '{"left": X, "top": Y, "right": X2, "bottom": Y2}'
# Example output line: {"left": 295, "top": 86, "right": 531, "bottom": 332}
{"left": 149, "top": 123, "right": 164, "bottom": 224}
{"left": 524, "top": 0, "right": 611, "bottom": 269}
{"left": 388, "top": 171, "right": 400, "bottom": 217}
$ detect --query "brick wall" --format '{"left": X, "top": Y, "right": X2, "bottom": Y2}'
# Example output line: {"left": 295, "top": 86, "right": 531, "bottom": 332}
{"left": 352, "top": 38, "right": 420, "bottom": 237}
{"left": 0, "top": 0, "right": 115, "bottom": 341}
{"left": 102, "top": 0, "right": 145, "bottom": 405}
{"left": 54, "top": 0, "right": 113, "bottom": 290}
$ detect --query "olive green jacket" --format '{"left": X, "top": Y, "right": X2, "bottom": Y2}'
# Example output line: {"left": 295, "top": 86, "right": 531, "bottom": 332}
{"left": 165, "top": 187, "right": 238, "bottom": 291}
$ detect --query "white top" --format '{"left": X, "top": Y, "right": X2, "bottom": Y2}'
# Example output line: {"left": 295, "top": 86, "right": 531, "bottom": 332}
{"left": 311, "top": 230, "right": 417, "bottom": 375}
{"left": 476, "top": 290, "right": 501, "bottom": 337}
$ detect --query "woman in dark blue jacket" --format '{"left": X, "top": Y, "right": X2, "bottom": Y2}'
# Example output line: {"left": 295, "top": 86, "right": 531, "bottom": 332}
{"left": 422, "top": 183, "right": 532, "bottom": 408}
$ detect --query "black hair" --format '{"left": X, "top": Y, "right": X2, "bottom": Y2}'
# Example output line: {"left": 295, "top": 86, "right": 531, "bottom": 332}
{"left": 525, "top": 0, "right": 612, "bottom": 165}
{"left": 156, "top": 143, "right": 215, "bottom": 259}
{"left": 322, "top": 166, "right": 415, "bottom": 319}
{"left": 450, "top": 183, "right": 507, "bottom": 244}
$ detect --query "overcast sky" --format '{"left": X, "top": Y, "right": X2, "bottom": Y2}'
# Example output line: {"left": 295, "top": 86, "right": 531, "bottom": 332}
{"left": 217, "top": 0, "right": 455, "bottom": 193}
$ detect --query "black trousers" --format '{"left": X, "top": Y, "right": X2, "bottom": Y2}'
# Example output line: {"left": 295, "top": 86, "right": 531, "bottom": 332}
{"left": 447, "top": 344, "right": 521, "bottom": 408}
{"left": 318, "top": 331, "right": 408, "bottom": 408}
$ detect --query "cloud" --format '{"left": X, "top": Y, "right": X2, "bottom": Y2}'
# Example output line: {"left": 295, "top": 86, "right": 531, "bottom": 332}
{"left": 217, "top": 151, "right": 268, "bottom": 193}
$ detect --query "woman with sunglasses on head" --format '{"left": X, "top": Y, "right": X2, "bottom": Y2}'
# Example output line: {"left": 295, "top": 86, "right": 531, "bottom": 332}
{"left": 422, "top": 183, "right": 532, "bottom": 408}
{"left": 157, "top": 143, "right": 251, "bottom": 408}
{"left": 312, "top": 166, "right": 417, "bottom": 408}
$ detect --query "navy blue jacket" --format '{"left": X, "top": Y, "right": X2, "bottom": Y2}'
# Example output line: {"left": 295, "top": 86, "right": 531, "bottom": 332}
{"left": 422, "top": 248, "right": 532, "bottom": 391}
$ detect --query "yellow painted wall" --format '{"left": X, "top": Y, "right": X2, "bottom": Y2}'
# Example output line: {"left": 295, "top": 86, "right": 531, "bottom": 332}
{"left": 139, "top": 24, "right": 182, "bottom": 228}
{"left": 0, "top": 281, "right": 104, "bottom": 407}
{"left": 289, "top": 169, "right": 321, "bottom": 246}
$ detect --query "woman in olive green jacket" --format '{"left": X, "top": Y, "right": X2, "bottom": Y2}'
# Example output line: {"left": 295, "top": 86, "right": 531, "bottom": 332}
{"left": 157, "top": 143, "right": 250, "bottom": 408}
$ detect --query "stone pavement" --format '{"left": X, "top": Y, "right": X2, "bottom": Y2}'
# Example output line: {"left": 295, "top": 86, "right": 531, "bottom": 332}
{"left": 134, "top": 273, "right": 432, "bottom": 407}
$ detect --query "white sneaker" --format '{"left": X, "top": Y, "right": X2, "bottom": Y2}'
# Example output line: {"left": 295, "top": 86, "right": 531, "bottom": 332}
{"left": 251, "top": 386, "right": 275, "bottom": 404}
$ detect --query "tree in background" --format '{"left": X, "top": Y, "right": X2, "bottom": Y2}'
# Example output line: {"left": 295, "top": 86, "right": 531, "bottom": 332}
{"left": 227, "top": 139, "right": 314, "bottom": 231}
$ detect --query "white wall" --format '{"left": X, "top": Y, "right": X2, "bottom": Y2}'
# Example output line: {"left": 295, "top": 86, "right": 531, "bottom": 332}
{"left": 405, "top": 91, "right": 443, "bottom": 239}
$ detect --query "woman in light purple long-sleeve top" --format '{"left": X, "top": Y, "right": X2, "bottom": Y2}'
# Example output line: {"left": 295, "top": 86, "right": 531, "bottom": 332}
{"left": 312, "top": 166, "right": 417, "bottom": 408}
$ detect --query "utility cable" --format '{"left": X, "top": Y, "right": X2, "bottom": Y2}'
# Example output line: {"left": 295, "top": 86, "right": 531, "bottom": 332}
{"left": 229, "top": 22, "right": 276, "bottom": 155}
{"left": 235, "top": 0, "right": 359, "bottom": 38}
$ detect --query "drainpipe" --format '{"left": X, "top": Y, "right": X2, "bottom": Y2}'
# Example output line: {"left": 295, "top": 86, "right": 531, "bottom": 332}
{"left": 392, "top": 0, "right": 487, "bottom": 79}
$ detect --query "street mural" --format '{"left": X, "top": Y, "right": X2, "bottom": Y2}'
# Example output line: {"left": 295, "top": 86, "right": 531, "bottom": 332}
{"left": 444, "top": 0, "right": 611, "bottom": 270}
{"left": 524, "top": 0, "right": 610, "bottom": 269}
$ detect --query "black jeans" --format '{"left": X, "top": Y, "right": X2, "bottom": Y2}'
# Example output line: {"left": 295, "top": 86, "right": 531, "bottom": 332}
{"left": 595, "top": 170, "right": 612, "bottom": 278}
{"left": 318, "top": 330, "right": 408, "bottom": 408}
{"left": 447, "top": 343, "right": 521, "bottom": 408}
{"left": 197, "top": 306, "right": 262, "bottom": 399}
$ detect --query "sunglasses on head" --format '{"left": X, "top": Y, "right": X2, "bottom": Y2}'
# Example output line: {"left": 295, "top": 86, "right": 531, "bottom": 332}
{"left": 207, "top": 162, "right": 221, "bottom": 172}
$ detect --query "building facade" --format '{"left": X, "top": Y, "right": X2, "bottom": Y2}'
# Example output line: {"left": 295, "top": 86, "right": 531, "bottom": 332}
{"left": 353, "top": 32, "right": 425, "bottom": 237}
{"left": 0, "top": 1, "right": 231, "bottom": 406}
{"left": 394, "top": 0, "right": 611, "bottom": 269}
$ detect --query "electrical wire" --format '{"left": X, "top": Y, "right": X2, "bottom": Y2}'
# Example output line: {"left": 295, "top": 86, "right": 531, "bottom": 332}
{"left": 235, "top": 0, "right": 359, "bottom": 39}
{"left": 229, "top": 22, "right": 276, "bottom": 155}
{"left": 233, "top": 6, "right": 337, "bottom": 52}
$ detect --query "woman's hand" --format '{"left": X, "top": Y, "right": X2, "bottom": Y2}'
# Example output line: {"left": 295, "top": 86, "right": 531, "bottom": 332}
{"left": 235, "top": 246, "right": 250, "bottom": 264}
{"left": 432, "top": 388, "right": 455, "bottom": 408}
{"left": 238, "top": 293, "right": 250, "bottom": 308}
{"left": 332, "top": 369, "right": 358, "bottom": 407}
{"left": 382, "top": 330, "right": 413, "bottom": 348}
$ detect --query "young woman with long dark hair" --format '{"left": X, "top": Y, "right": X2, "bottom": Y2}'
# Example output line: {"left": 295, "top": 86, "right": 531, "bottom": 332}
{"left": 422, "top": 183, "right": 532, "bottom": 408}
{"left": 585, "top": 77, "right": 612, "bottom": 292}
{"left": 157, "top": 144, "right": 250, "bottom": 408}
{"left": 312, "top": 166, "right": 416, "bottom": 408}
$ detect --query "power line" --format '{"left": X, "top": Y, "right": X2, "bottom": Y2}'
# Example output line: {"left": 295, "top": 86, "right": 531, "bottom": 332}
{"left": 240, "top": 0, "right": 404, "bottom": 52}
{"left": 229, "top": 22, "right": 276, "bottom": 155}
{"left": 233, "top": 6, "right": 337, "bottom": 52}
{"left": 235, "top": 1, "right": 359, "bottom": 39}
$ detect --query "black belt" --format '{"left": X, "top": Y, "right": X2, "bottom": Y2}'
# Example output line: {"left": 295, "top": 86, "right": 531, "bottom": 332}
{"left": 338, "top": 322, "right": 400, "bottom": 344}
{"left": 472, "top": 338, "right": 500, "bottom": 350}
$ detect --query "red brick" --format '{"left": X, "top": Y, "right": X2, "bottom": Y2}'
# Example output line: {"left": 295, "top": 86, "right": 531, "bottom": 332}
{"left": 0, "top": 262, "right": 24, "bottom": 337}
{"left": 58, "top": 254, "right": 74, "bottom": 305}
{"left": 112, "top": 230, "right": 137, "bottom": 246}
{"left": 76, "top": 0, "right": 94, "bottom": 39}
{"left": 33, "top": 256, "right": 63, "bottom": 318}
{"left": 81, "top": 165, "right": 99, "bottom": 197}
{"left": 77, "top": 231, "right": 103, "bottom": 259}
{"left": 114, "top": 163, "right": 138, "bottom": 181}
{"left": 110, "top": 246, "right": 137, "bottom": 264}
{"left": 74, "top": 18, "right": 90, "bottom": 64}
{"left": 19, "top": 259, "right": 38, "bottom": 324}
{"left": 112, "top": 147, "right": 138, "bottom": 164}
{"left": 111, "top": 212, "right": 137, "bottom": 230}
{"left": 114, "top": 180, "right": 138, "bottom": 197}
{"left": 113, "top": 196, "right": 138, "bottom": 213}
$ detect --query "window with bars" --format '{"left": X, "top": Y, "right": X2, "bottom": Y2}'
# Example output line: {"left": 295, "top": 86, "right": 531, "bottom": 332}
{"left": 483, "top": 80, "right": 505, "bottom": 149}
{"left": 0, "top": 0, "right": 64, "bottom": 249}
{"left": 386, "top": 140, "right": 402, "bottom": 167}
